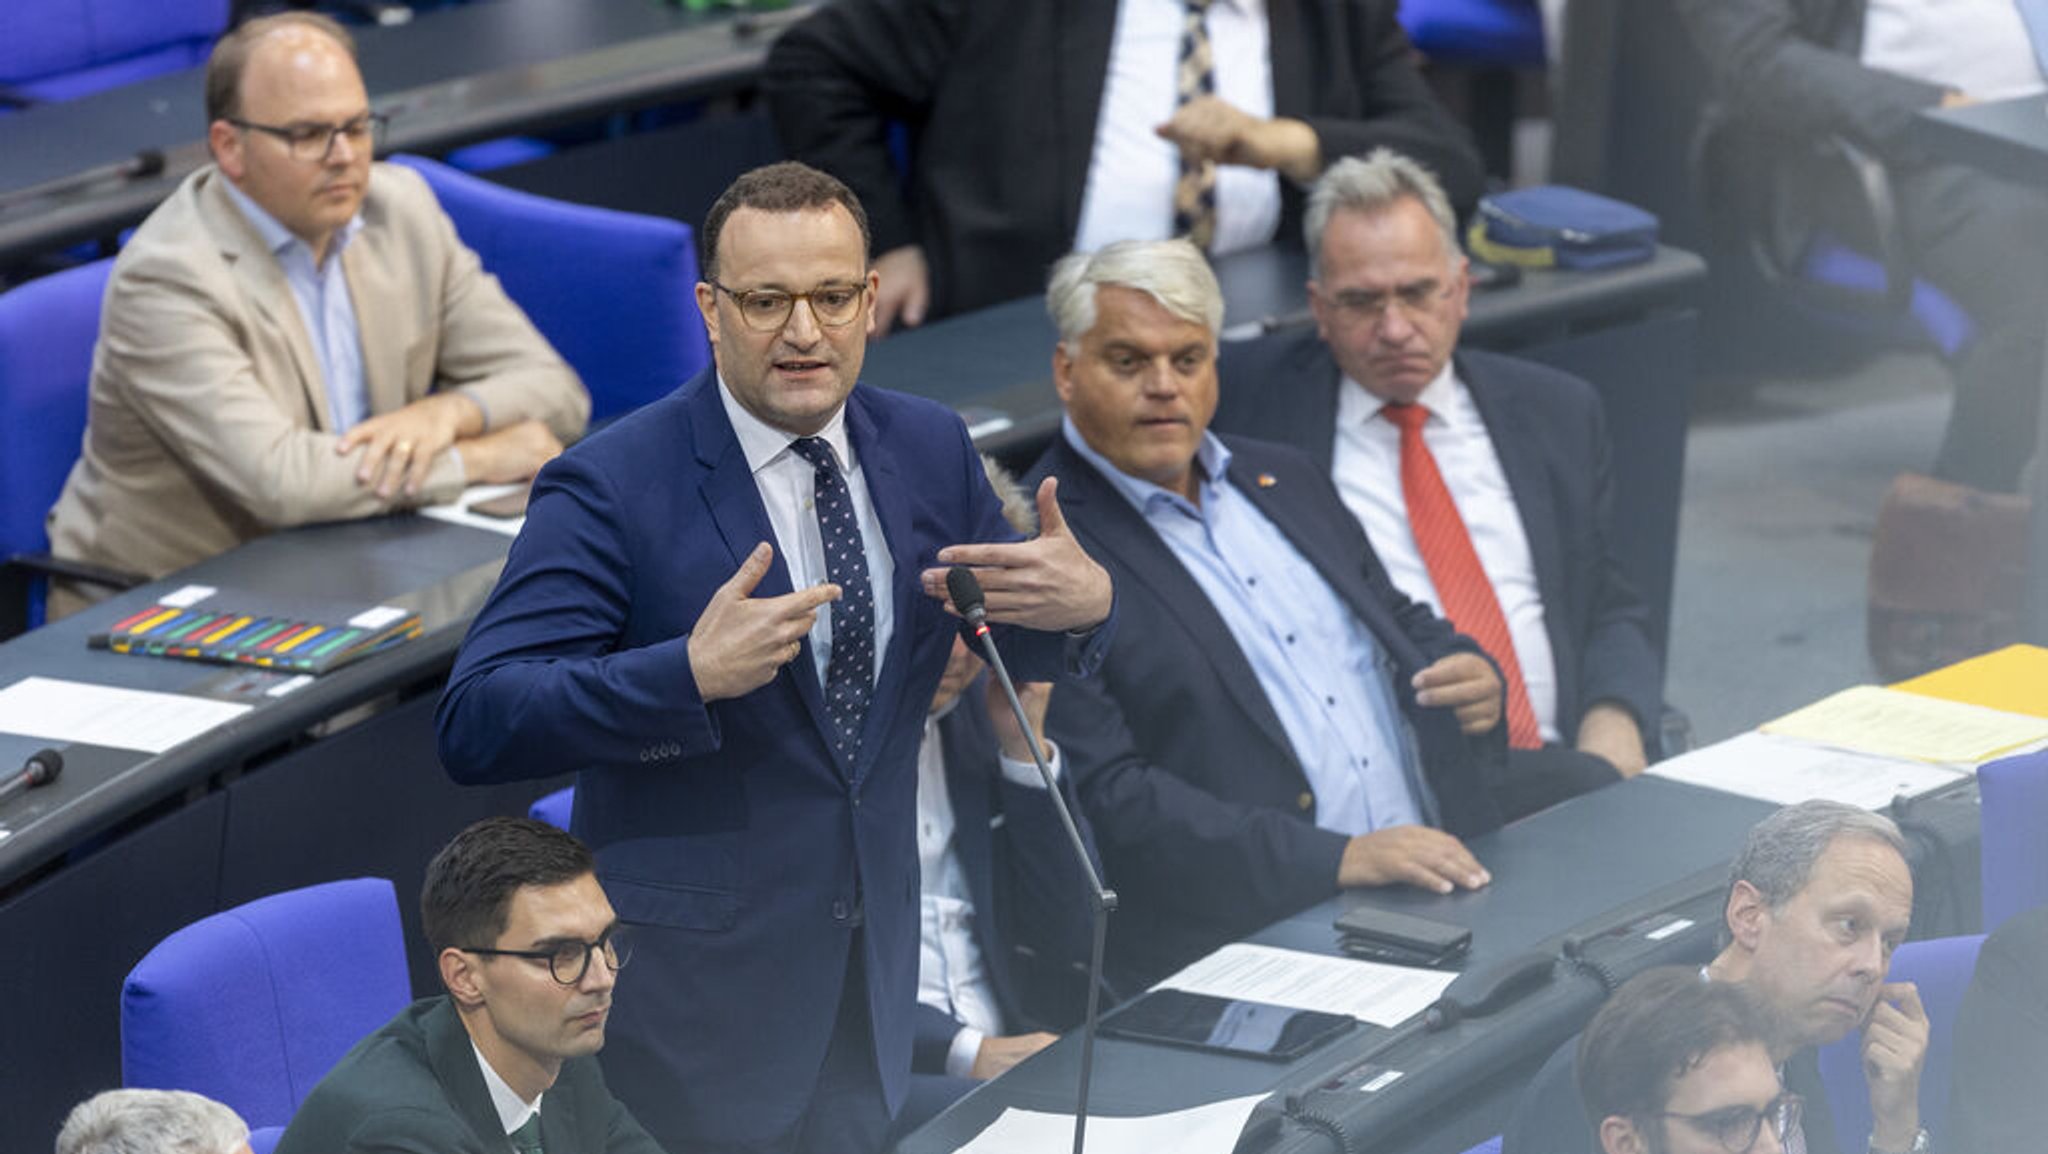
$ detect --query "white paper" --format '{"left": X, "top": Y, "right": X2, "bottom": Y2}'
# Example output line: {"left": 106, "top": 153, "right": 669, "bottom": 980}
{"left": 0, "top": 676, "right": 252, "bottom": 754}
{"left": 1760, "top": 685, "right": 2048, "bottom": 764}
{"left": 1649, "top": 731, "right": 1968, "bottom": 810}
{"left": 347, "top": 605, "right": 409, "bottom": 630}
{"left": 157, "top": 584, "right": 217, "bottom": 608}
{"left": 419, "top": 482, "right": 527, "bottom": 536}
{"left": 1156, "top": 942, "right": 1456, "bottom": 1028}
{"left": 264, "top": 674, "right": 316, "bottom": 698}
{"left": 955, "top": 1092, "right": 1268, "bottom": 1154}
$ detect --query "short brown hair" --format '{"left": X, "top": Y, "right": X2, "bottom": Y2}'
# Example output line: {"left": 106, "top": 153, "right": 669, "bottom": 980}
{"left": 700, "top": 161, "right": 871, "bottom": 283}
{"left": 420, "top": 817, "right": 595, "bottom": 957}
{"left": 1577, "top": 967, "right": 1772, "bottom": 1133}
{"left": 205, "top": 12, "right": 357, "bottom": 124}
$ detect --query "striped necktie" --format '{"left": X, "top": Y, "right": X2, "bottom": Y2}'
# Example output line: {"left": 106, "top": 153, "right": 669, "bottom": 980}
{"left": 1172, "top": 0, "right": 1219, "bottom": 249}
{"left": 1381, "top": 402, "right": 1543, "bottom": 748}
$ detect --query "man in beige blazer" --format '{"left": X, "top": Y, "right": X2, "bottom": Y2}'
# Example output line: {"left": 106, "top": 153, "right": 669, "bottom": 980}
{"left": 45, "top": 13, "right": 587, "bottom": 616}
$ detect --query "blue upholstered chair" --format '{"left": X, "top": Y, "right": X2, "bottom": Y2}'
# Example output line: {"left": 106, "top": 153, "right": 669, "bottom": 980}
{"left": 0, "top": 0, "right": 227, "bottom": 107}
{"left": 1399, "top": 0, "right": 1544, "bottom": 68}
{"left": 389, "top": 154, "right": 711, "bottom": 423}
{"left": 0, "top": 258, "right": 144, "bottom": 636}
{"left": 121, "top": 878, "right": 414, "bottom": 1133}
{"left": 529, "top": 784, "right": 575, "bottom": 831}
{"left": 1814, "top": 933, "right": 1985, "bottom": 1149}
{"left": 1979, "top": 749, "right": 2048, "bottom": 930}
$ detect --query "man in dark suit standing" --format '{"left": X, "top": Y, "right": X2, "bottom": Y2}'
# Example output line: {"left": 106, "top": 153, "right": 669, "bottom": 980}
{"left": 275, "top": 818, "right": 662, "bottom": 1154}
{"left": 1032, "top": 237, "right": 1506, "bottom": 990}
{"left": 436, "top": 162, "right": 1114, "bottom": 1154}
{"left": 764, "top": 0, "right": 1484, "bottom": 330}
{"left": 1947, "top": 902, "right": 2048, "bottom": 1151}
{"left": 1215, "top": 150, "right": 1661, "bottom": 819}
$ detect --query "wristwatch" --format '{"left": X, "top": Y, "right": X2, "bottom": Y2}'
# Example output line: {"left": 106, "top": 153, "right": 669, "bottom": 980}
{"left": 1869, "top": 1127, "right": 1931, "bottom": 1154}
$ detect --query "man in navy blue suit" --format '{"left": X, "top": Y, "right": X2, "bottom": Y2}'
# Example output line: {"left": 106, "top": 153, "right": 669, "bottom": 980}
{"left": 1214, "top": 150, "right": 1662, "bottom": 820}
{"left": 1032, "top": 238, "right": 1507, "bottom": 990}
{"left": 435, "top": 162, "right": 1115, "bottom": 1154}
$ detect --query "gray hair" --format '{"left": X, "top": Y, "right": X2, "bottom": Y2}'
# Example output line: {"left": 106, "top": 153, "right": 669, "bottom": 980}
{"left": 980, "top": 454, "right": 1037, "bottom": 536}
{"left": 1304, "top": 149, "right": 1460, "bottom": 277}
{"left": 57, "top": 1090, "right": 249, "bottom": 1154}
{"left": 1726, "top": 800, "right": 1909, "bottom": 913}
{"left": 1046, "top": 239, "right": 1224, "bottom": 350}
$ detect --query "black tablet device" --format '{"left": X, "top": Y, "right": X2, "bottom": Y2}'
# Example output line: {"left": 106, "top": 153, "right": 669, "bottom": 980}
{"left": 1098, "top": 989, "right": 1356, "bottom": 1062}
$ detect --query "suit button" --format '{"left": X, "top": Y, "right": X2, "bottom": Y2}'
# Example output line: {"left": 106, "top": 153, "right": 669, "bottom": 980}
{"left": 638, "top": 748, "right": 650, "bottom": 763}
{"left": 1297, "top": 791, "right": 1314, "bottom": 811}
{"left": 832, "top": 900, "right": 849, "bottom": 921}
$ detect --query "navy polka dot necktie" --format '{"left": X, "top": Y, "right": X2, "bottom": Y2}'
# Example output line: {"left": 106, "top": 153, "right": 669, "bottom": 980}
{"left": 791, "top": 437, "right": 874, "bottom": 762}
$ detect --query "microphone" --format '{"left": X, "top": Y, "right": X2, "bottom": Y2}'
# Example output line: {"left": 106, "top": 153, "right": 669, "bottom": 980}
{"left": 946, "top": 566, "right": 1116, "bottom": 1154}
{"left": 0, "top": 748, "right": 64, "bottom": 807}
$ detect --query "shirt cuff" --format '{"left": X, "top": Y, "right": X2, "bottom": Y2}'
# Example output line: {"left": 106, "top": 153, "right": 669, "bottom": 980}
{"left": 997, "top": 742, "right": 1059, "bottom": 788}
{"left": 944, "top": 1025, "right": 986, "bottom": 1080}
{"left": 454, "top": 386, "right": 493, "bottom": 432}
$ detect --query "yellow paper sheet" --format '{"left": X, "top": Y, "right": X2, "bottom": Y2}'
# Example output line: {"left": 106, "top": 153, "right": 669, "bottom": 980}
{"left": 1759, "top": 684, "right": 2048, "bottom": 764}
{"left": 1891, "top": 644, "right": 2048, "bottom": 720}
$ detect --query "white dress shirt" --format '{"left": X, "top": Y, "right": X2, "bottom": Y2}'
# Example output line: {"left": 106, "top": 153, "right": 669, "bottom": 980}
{"left": 1074, "top": 0, "right": 1284, "bottom": 255}
{"left": 1862, "top": 0, "right": 2045, "bottom": 102}
{"left": 220, "top": 178, "right": 370, "bottom": 433}
{"left": 1331, "top": 366, "right": 1561, "bottom": 742}
{"left": 718, "top": 382, "right": 895, "bottom": 688}
{"left": 472, "top": 1039, "right": 542, "bottom": 1138}
{"left": 915, "top": 698, "right": 1063, "bottom": 1077}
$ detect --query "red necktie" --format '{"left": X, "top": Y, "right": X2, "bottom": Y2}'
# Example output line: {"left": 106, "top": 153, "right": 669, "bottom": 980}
{"left": 1381, "top": 402, "right": 1542, "bottom": 749}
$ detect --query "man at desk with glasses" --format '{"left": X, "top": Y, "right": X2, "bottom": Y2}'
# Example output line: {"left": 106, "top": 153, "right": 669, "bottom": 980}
{"left": 44, "top": 12, "right": 587, "bottom": 618}
{"left": 275, "top": 817, "right": 664, "bottom": 1154}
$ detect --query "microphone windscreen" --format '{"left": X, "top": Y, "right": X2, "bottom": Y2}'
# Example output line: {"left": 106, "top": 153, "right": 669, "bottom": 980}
{"left": 26, "top": 748, "right": 62, "bottom": 786}
{"left": 945, "top": 566, "right": 986, "bottom": 618}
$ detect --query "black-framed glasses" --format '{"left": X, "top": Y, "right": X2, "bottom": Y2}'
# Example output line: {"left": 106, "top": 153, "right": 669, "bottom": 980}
{"left": 1321, "top": 278, "right": 1456, "bottom": 327}
{"left": 227, "top": 112, "right": 388, "bottom": 162}
{"left": 712, "top": 280, "right": 870, "bottom": 332}
{"left": 462, "top": 924, "right": 634, "bottom": 985}
{"left": 1661, "top": 1090, "right": 1803, "bottom": 1154}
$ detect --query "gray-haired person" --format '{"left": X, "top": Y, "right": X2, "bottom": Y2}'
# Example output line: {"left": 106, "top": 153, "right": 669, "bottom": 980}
{"left": 56, "top": 1089, "right": 251, "bottom": 1154}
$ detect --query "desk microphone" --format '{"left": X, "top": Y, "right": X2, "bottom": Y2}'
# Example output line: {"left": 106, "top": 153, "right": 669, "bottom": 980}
{"left": 946, "top": 566, "right": 1116, "bottom": 1154}
{"left": 0, "top": 749, "right": 64, "bottom": 807}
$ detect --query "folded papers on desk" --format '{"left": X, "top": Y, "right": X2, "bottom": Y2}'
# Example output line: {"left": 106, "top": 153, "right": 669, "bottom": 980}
{"left": 1156, "top": 942, "right": 1457, "bottom": 1029}
{"left": 0, "top": 676, "right": 251, "bottom": 754}
{"left": 1890, "top": 644, "right": 2048, "bottom": 719}
{"left": 1759, "top": 684, "right": 2048, "bottom": 763}
{"left": 420, "top": 482, "right": 529, "bottom": 536}
{"left": 1649, "top": 731, "right": 1968, "bottom": 810}
{"left": 954, "top": 1093, "right": 1268, "bottom": 1154}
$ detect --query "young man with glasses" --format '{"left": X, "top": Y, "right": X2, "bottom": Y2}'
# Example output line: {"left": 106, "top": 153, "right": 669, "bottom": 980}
{"left": 437, "top": 161, "right": 1115, "bottom": 1154}
{"left": 46, "top": 11, "right": 587, "bottom": 616}
{"left": 1214, "top": 149, "right": 1663, "bottom": 820}
{"left": 1579, "top": 967, "right": 1796, "bottom": 1154}
{"left": 275, "top": 817, "right": 662, "bottom": 1154}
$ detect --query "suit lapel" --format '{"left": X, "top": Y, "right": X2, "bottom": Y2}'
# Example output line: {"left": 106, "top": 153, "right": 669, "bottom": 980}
{"left": 420, "top": 998, "right": 513, "bottom": 1148}
{"left": 686, "top": 377, "right": 840, "bottom": 762}
{"left": 1458, "top": 356, "right": 1568, "bottom": 658}
{"left": 845, "top": 388, "right": 916, "bottom": 783}
{"left": 1056, "top": 444, "right": 1296, "bottom": 759}
{"left": 201, "top": 175, "right": 332, "bottom": 431}
{"left": 344, "top": 209, "right": 408, "bottom": 419}
{"left": 1055, "top": 0, "right": 1119, "bottom": 241}
{"left": 1267, "top": 0, "right": 1313, "bottom": 121}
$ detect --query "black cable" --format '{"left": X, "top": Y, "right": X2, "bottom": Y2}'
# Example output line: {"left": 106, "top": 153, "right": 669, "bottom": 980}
{"left": 1562, "top": 935, "right": 1624, "bottom": 993}
{"left": 1283, "top": 1096, "right": 1360, "bottom": 1154}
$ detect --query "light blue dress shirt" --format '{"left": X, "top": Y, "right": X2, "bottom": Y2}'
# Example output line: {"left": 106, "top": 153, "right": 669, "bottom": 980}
{"left": 1062, "top": 420, "right": 1429, "bottom": 834}
{"left": 221, "top": 179, "right": 369, "bottom": 433}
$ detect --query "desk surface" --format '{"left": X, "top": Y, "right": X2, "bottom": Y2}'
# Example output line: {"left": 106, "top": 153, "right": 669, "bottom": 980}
{"left": 898, "top": 775, "right": 1779, "bottom": 1153}
{"left": 0, "top": 516, "right": 511, "bottom": 892}
{"left": 0, "top": 0, "right": 810, "bottom": 264}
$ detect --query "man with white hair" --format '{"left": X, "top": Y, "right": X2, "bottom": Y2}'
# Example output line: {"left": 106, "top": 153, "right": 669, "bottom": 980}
{"left": 1031, "top": 238, "right": 1509, "bottom": 989}
{"left": 1215, "top": 149, "right": 1662, "bottom": 819}
{"left": 56, "top": 1089, "right": 252, "bottom": 1154}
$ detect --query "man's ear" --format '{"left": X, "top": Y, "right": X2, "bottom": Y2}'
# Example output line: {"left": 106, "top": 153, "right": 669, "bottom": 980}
{"left": 210, "top": 120, "right": 244, "bottom": 180}
{"left": 1598, "top": 1114, "right": 1650, "bottom": 1154}
{"left": 439, "top": 947, "right": 486, "bottom": 1010}
{"left": 1051, "top": 342, "right": 1075, "bottom": 405}
{"left": 695, "top": 282, "right": 721, "bottom": 350}
{"left": 1725, "top": 879, "right": 1770, "bottom": 952}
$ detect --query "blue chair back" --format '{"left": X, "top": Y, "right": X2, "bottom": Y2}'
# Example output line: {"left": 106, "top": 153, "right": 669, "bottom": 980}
{"left": 0, "top": 259, "right": 111, "bottom": 568}
{"left": 530, "top": 784, "right": 575, "bottom": 831}
{"left": 121, "top": 878, "right": 413, "bottom": 1131}
{"left": 0, "top": 0, "right": 227, "bottom": 103}
{"left": 1815, "top": 933, "right": 1985, "bottom": 1148}
{"left": 1979, "top": 749, "right": 2048, "bottom": 930}
{"left": 1399, "top": 0, "right": 1545, "bottom": 67}
{"left": 389, "top": 154, "right": 711, "bottom": 423}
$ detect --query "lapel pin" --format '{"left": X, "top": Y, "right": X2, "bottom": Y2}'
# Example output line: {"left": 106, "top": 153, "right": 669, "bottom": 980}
{"left": 1257, "top": 473, "right": 1278, "bottom": 488}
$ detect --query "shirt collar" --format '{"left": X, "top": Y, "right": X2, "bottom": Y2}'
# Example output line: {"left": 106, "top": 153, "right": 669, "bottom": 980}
{"left": 1336, "top": 360, "right": 1463, "bottom": 429}
{"left": 717, "top": 374, "right": 854, "bottom": 476}
{"left": 1060, "top": 415, "right": 1232, "bottom": 518}
{"left": 470, "top": 1039, "right": 542, "bottom": 1136}
{"left": 219, "top": 175, "right": 364, "bottom": 267}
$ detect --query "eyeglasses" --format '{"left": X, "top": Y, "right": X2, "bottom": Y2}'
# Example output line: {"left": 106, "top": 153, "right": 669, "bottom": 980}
{"left": 1662, "top": 1091, "right": 1803, "bottom": 1153}
{"left": 462, "top": 924, "right": 634, "bottom": 986}
{"left": 1321, "top": 279, "right": 1455, "bottom": 327}
{"left": 712, "top": 280, "right": 869, "bottom": 332}
{"left": 228, "top": 113, "right": 387, "bottom": 163}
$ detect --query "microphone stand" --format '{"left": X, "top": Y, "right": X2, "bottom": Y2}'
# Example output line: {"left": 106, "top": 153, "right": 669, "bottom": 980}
{"left": 962, "top": 599, "right": 1116, "bottom": 1154}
